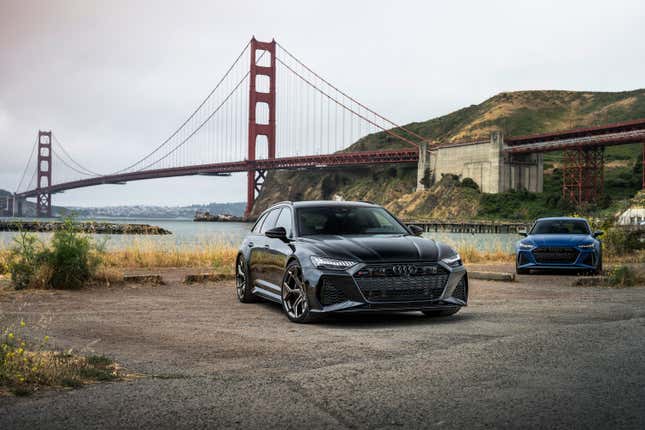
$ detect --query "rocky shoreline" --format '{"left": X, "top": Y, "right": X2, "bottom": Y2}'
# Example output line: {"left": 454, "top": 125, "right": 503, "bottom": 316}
{"left": 193, "top": 211, "right": 243, "bottom": 222}
{"left": 0, "top": 221, "right": 171, "bottom": 235}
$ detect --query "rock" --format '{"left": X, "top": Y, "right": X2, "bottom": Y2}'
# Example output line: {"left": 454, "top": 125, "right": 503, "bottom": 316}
{"left": 0, "top": 221, "right": 171, "bottom": 235}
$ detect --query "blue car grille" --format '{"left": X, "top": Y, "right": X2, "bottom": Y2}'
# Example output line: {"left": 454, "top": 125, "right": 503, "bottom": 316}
{"left": 353, "top": 263, "right": 449, "bottom": 302}
{"left": 532, "top": 247, "right": 579, "bottom": 264}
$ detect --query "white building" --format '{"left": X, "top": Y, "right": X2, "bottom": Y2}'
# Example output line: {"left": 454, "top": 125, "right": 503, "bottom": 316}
{"left": 617, "top": 207, "right": 645, "bottom": 225}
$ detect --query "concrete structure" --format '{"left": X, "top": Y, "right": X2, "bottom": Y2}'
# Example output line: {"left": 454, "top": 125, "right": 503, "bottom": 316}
{"left": 618, "top": 207, "right": 645, "bottom": 225}
{"left": 417, "top": 132, "right": 544, "bottom": 193}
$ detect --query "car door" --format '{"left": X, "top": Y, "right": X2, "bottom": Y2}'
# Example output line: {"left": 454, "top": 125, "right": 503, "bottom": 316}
{"left": 250, "top": 208, "right": 280, "bottom": 294}
{"left": 264, "top": 207, "right": 295, "bottom": 289}
{"left": 248, "top": 211, "right": 269, "bottom": 286}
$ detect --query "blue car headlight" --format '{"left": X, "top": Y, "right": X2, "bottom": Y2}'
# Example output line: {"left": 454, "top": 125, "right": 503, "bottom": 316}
{"left": 518, "top": 242, "right": 535, "bottom": 251}
{"left": 578, "top": 243, "right": 595, "bottom": 249}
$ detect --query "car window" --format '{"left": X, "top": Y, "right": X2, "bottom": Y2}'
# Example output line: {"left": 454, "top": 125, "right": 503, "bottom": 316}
{"left": 260, "top": 209, "right": 280, "bottom": 234}
{"left": 275, "top": 207, "right": 293, "bottom": 237}
{"left": 530, "top": 219, "right": 590, "bottom": 235}
{"left": 297, "top": 206, "right": 408, "bottom": 236}
{"left": 251, "top": 212, "right": 268, "bottom": 234}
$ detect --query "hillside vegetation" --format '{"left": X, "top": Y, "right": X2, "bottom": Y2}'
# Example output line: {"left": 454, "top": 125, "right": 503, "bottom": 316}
{"left": 251, "top": 89, "right": 645, "bottom": 219}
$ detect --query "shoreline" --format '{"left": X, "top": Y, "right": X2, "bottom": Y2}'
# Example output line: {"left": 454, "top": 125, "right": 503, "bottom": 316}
{"left": 0, "top": 220, "right": 171, "bottom": 235}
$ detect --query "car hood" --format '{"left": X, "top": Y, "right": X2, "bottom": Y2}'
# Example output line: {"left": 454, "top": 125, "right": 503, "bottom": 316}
{"left": 298, "top": 234, "right": 445, "bottom": 262}
{"left": 523, "top": 234, "right": 594, "bottom": 247}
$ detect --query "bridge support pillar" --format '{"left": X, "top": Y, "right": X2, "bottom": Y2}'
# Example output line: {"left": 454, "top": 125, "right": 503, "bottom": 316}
{"left": 245, "top": 37, "right": 276, "bottom": 219}
{"left": 246, "top": 169, "right": 266, "bottom": 218}
{"left": 6, "top": 197, "right": 15, "bottom": 216}
{"left": 416, "top": 141, "right": 432, "bottom": 191}
{"left": 36, "top": 130, "right": 53, "bottom": 218}
{"left": 15, "top": 196, "right": 24, "bottom": 217}
{"left": 562, "top": 146, "right": 604, "bottom": 206}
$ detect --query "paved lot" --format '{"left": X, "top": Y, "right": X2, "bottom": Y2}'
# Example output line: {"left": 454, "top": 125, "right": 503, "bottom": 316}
{"left": 1, "top": 268, "right": 644, "bottom": 429}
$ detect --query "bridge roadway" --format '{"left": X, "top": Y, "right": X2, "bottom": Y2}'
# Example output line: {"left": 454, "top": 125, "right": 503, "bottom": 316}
{"left": 15, "top": 149, "right": 419, "bottom": 199}
{"left": 505, "top": 118, "right": 645, "bottom": 153}
{"left": 16, "top": 118, "right": 645, "bottom": 200}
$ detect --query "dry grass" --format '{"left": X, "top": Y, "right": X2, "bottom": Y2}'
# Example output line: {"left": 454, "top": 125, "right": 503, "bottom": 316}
{"left": 458, "top": 244, "right": 514, "bottom": 264}
{"left": 1, "top": 323, "right": 122, "bottom": 396}
{"left": 0, "top": 249, "right": 9, "bottom": 276}
{"left": 101, "top": 239, "right": 237, "bottom": 273}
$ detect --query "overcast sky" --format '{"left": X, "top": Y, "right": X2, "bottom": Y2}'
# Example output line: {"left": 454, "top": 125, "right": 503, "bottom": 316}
{"left": 1, "top": 0, "right": 644, "bottom": 207}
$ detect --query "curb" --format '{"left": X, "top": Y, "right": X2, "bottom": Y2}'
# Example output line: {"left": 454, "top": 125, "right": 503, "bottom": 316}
{"left": 184, "top": 273, "right": 231, "bottom": 284}
{"left": 469, "top": 271, "right": 515, "bottom": 282}
{"left": 123, "top": 274, "right": 164, "bottom": 284}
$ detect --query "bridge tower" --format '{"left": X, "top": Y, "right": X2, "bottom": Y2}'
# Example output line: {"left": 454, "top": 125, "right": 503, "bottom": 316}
{"left": 246, "top": 37, "right": 276, "bottom": 218}
{"left": 562, "top": 146, "right": 604, "bottom": 206}
{"left": 36, "top": 130, "right": 53, "bottom": 217}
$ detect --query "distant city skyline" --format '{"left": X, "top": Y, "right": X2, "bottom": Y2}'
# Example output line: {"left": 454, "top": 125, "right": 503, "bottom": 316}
{"left": 1, "top": 0, "right": 644, "bottom": 205}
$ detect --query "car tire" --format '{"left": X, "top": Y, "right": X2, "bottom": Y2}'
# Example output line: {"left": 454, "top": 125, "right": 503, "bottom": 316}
{"left": 593, "top": 258, "right": 603, "bottom": 276}
{"left": 281, "top": 261, "right": 319, "bottom": 324}
{"left": 236, "top": 256, "right": 256, "bottom": 303}
{"left": 516, "top": 266, "right": 529, "bottom": 275}
{"left": 422, "top": 308, "right": 460, "bottom": 317}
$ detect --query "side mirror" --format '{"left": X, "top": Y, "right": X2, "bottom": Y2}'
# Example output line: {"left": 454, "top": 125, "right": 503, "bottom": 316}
{"left": 518, "top": 227, "right": 528, "bottom": 237}
{"left": 265, "top": 226, "right": 289, "bottom": 241}
{"left": 593, "top": 230, "right": 604, "bottom": 238}
{"left": 408, "top": 224, "right": 424, "bottom": 237}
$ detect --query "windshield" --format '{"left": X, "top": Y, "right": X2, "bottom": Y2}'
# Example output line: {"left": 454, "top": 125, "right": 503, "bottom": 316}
{"left": 296, "top": 206, "right": 409, "bottom": 236}
{"left": 530, "top": 219, "right": 590, "bottom": 235}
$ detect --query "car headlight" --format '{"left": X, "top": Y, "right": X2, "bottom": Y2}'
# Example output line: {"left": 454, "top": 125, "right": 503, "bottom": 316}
{"left": 578, "top": 243, "right": 595, "bottom": 249}
{"left": 310, "top": 256, "right": 358, "bottom": 270}
{"left": 441, "top": 253, "right": 462, "bottom": 267}
{"left": 519, "top": 242, "right": 535, "bottom": 250}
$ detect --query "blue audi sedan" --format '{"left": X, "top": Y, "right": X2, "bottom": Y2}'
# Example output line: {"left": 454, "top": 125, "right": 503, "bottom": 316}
{"left": 516, "top": 217, "right": 603, "bottom": 275}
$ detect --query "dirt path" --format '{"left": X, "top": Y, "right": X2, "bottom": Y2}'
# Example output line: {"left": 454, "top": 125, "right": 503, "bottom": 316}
{"left": 1, "top": 267, "right": 644, "bottom": 429}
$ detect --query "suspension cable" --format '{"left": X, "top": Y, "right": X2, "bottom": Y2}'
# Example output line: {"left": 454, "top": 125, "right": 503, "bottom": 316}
{"left": 52, "top": 134, "right": 103, "bottom": 176}
{"left": 276, "top": 57, "right": 419, "bottom": 149}
{"left": 113, "top": 40, "right": 252, "bottom": 174}
{"left": 51, "top": 149, "right": 97, "bottom": 177}
{"left": 276, "top": 42, "right": 429, "bottom": 145}
{"left": 15, "top": 134, "right": 38, "bottom": 193}
{"left": 136, "top": 73, "right": 250, "bottom": 171}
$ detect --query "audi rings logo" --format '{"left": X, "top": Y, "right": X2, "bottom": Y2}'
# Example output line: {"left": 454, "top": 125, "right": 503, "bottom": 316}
{"left": 392, "top": 265, "right": 417, "bottom": 275}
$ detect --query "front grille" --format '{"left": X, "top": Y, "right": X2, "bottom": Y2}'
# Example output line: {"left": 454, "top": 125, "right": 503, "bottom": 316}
{"left": 533, "top": 247, "right": 579, "bottom": 264}
{"left": 518, "top": 253, "right": 531, "bottom": 266}
{"left": 319, "top": 277, "right": 350, "bottom": 306}
{"left": 452, "top": 278, "right": 467, "bottom": 302}
{"left": 581, "top": 253, "right": 595, "bottom": 266}
{"left": 354, "top": 263, "right": 449, "bottom": 302}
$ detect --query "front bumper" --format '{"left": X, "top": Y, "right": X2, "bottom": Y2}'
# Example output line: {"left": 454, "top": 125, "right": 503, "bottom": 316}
{"left": 304, "top": 261, "right": 468, "bottom": 314}
{"left": 516, "top": 247, "right": 600, "bottom": 271}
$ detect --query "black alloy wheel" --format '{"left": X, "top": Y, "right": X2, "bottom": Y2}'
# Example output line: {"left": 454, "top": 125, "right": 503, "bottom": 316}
{"left": 236, "top": 256, "right": 256, "bottom": 303}
{"left": 281, "top": 261, "right": 318, "bottom": 323}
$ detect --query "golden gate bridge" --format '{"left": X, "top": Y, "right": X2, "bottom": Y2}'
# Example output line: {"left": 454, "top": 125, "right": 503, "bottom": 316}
{"left": 9, "top": 38, "right": 645, "bottom": 218}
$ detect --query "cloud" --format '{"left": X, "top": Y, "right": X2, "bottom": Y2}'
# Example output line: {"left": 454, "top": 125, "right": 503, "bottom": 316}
{"left": 0, "top": 0, "right": 644, "bottom": 206}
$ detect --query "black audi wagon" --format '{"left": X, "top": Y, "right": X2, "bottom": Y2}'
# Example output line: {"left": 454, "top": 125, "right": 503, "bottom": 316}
{"left": 236, "top": 201, "right": 468, "bottom": 323}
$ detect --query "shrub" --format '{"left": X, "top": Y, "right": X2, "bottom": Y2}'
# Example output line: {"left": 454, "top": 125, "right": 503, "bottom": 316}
{"left": 7, "top": 232, "right": 46, "bottom": 290}
{"left": 603, "top": 228, "right": 642, "bottom": 256}
{"left": 606, "top": 265, "right": 636, "bottom": 287}
{"left": 43, "top": 219, "right": 103, "bottom": 290}
{"left": 6, "top": 218, "right": 104, "bottom": 290}
{"left": 1, "top": 321, "right": 120, "bottom": 395}
{"left": 461, "top": 177, "right": 479, "bottom": 191}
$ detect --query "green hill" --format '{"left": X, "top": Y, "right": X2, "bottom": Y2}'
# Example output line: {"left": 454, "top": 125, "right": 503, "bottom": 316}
{"left": 251, "top": 89, "right": 645, "bottom": 220}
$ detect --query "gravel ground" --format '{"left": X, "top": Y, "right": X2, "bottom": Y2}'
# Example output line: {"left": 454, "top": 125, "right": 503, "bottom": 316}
{"left": 1, "top": 266, "right": 644, "bottom": 429}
